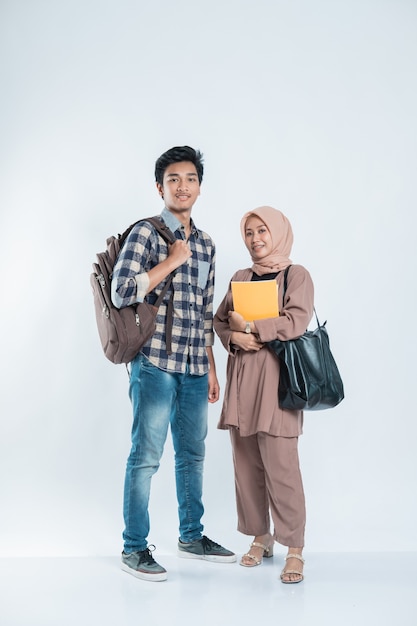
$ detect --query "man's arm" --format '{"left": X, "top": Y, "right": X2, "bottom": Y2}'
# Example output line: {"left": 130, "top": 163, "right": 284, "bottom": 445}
{"left": 111, "top": 222, "right": 191, "bottom": 308}
{"left": 206, "top": 346, "right": 220, "bottom": 403}
{"left": 146, "top": 239, "right": 191, "bottom": 293}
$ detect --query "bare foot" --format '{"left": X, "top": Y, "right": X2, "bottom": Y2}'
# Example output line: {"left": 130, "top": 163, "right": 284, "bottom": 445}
{"left": 240, "top": 534, "right": 274, "bottom": 567}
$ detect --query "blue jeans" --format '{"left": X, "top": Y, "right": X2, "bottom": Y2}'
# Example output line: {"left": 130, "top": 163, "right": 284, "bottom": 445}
{"left": 123, "top": 354, "right": 208, "bottom": 553}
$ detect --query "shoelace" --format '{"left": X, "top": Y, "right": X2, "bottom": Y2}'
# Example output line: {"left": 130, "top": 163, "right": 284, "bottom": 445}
{"left": 201, "top": 536, "right": 221, "bottom": 552}
{"left": 141, "top": 544, "right": 157, "bottom": 564}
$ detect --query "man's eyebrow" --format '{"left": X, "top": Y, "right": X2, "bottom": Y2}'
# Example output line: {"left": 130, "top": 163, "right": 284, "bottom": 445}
{"left": 166, "top": 172, "right": 197, "bottom": 177}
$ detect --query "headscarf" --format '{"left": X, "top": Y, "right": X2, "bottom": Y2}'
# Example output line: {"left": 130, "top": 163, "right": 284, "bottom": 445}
{"left": 240, "top": 206, "right": 293, "bottom": 276}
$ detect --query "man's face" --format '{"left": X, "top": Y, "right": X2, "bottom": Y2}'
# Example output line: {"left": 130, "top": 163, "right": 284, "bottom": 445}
{"left": 156, "top": 161, "right": 200, "bottom": 215}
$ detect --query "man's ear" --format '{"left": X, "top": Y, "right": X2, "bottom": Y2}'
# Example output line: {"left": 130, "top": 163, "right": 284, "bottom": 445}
{"left": 156, "top": 182, "right": 164, "bottom": 198}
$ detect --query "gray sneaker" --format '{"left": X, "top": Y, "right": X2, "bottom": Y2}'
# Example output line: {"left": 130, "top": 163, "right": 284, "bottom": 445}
{"left": 177, "top": 535, "right": 236, "bottom": 563}
{"left": 121, "top": 545, "right": 167, "bottom": 581}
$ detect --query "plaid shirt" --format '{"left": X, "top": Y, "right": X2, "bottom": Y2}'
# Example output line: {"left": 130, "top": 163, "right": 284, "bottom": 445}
{"left": 111, "top": 208, "right": 215, "bottom": 375}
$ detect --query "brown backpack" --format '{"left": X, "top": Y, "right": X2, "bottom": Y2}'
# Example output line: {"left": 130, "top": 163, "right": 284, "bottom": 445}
{"left": 90, "top": 216, "right": 176, "bottom": 364}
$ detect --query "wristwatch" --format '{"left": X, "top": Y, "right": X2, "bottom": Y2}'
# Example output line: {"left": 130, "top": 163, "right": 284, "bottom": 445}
{"left": 245, "top": 322, "right": 251, "bottom": 334}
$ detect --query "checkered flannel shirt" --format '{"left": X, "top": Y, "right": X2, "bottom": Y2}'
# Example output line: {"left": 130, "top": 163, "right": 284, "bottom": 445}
{"left": 111, "top": 208, "right": 215, "bottom": 375}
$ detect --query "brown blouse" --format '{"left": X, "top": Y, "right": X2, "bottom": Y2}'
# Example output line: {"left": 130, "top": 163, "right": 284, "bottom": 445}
{"left": 213, "top": 264, "right": 314, "bottom": 437}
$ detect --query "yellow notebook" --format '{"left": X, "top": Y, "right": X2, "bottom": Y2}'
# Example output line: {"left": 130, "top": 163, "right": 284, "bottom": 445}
{"left": 231, "top": 280, "right": 279, "bottom": 321}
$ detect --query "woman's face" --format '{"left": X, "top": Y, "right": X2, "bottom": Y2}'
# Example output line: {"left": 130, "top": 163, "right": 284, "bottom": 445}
{"left": 244, "top": 215, "right": 273, "bottom": 259}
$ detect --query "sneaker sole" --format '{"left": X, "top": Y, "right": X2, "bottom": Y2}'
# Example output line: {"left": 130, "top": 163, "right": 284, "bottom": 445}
{"left": 121, "top": 562, "right": 167, "bottom": 582}
{"left": 177, "top": 550, "right": 237, "bottom": 563}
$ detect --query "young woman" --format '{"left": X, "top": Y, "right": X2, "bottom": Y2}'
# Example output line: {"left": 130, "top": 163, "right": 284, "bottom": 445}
{"left": 214, "top": 206, "right": 314, "bottom": 583}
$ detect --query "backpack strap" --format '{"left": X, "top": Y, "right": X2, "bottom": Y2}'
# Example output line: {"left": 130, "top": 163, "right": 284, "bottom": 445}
{"left": 145, "top": 216, "right": 177, "bottom": 245}
{"left": 117, "top": 215, "right": 176, "bottom": 248}
{"left": 117, "top": 215, "right": 178, "bottom": 355}
{"left": 144, "top": 216, "right": 177, "bottom": 355}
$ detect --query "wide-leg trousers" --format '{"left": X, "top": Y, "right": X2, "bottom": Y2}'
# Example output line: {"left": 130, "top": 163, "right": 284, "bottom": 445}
{"left": 230, "top": 429, "right": 306, "bottom": 547}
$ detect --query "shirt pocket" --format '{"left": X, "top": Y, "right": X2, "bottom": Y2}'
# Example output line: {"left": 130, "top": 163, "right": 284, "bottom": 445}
{"left": 197, "top": 260, "right": 210, "bottom": 290}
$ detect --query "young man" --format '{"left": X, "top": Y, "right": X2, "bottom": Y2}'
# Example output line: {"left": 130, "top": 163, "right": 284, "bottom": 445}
{"left": 111, "top": 146, "right": 236, "bottom": 582}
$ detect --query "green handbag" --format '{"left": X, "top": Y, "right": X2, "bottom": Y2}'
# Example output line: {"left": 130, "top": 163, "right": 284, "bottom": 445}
{"left": 268, "top": 266, "right": 344, "bottom": 411}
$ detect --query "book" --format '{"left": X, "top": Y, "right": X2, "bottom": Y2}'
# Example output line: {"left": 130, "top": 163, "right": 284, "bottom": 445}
{"left": 231, "top": 279, "right": 279, "bottom": 321}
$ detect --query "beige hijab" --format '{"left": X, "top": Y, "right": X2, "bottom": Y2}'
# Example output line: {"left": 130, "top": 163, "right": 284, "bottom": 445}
{"left": 240, "top": 206, "right": 293, "bottom": 275}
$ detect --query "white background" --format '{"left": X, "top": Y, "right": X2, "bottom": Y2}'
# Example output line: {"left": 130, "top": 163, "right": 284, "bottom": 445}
{"left": 1, "top": 0, "right": 416, "bottom": 558}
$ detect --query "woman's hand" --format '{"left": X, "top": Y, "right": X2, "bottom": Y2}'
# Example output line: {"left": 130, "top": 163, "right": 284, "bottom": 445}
{"left": 228, "top": 311, "right": 246, "bottom": 332}
{"left": 228, "top": 311, "right": 262, "bottom": 350}
{"left": 231, "top": 331, "right": 263, "bottom": 352}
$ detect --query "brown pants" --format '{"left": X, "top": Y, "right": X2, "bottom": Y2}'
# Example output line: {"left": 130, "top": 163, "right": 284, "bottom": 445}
{"left": 230, "top": 429, "right": 306, "bottom": 547}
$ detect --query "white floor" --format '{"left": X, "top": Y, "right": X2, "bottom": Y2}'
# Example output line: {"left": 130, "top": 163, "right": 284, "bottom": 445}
{"left": 1, "top": 552, "right": 415, "bottom": 626}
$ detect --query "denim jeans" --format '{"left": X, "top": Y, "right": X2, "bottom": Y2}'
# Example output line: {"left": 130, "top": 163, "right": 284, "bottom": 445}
{"left": 123, "top": 354, "right": 208, "bottom": 553}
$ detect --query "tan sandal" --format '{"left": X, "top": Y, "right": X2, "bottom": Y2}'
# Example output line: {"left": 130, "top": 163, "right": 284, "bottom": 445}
{"left": 280, "top": 553, "right": 305, "bottom": 583}
{"left": 240, "top": 541, "right": 274, "bottom": 567}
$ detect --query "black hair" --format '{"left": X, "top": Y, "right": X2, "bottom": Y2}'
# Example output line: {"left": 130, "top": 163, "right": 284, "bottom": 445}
{"left": 154, "top": 146, "right": 204, "bottom": 185}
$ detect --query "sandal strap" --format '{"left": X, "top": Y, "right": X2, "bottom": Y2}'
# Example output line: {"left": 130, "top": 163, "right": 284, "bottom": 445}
{"left": 242, "top": 552, "right": 261, "bottom": 565}
{"left": 251, "top": 541, "right": 268, "bottom": 551}
{"left": 285, "top": 553, "right": 305, "bottom": 564}
{"left": 280, "top": 568, "right": 304, "bottom": 582}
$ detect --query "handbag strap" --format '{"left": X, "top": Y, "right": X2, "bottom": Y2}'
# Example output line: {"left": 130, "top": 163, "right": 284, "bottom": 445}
{"left": 282, "top": 265, "right": 290, "bottom": 305}
{"left": 282, "top": 265, "right": 320, "bottom": 327}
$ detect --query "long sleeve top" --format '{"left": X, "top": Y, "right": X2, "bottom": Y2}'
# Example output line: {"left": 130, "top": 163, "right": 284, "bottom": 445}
{"left": 111, "top": 208, "right": 215, "bottom": 375}
{"left": 213, "top": 264, "right": 314, "bottom": 436}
